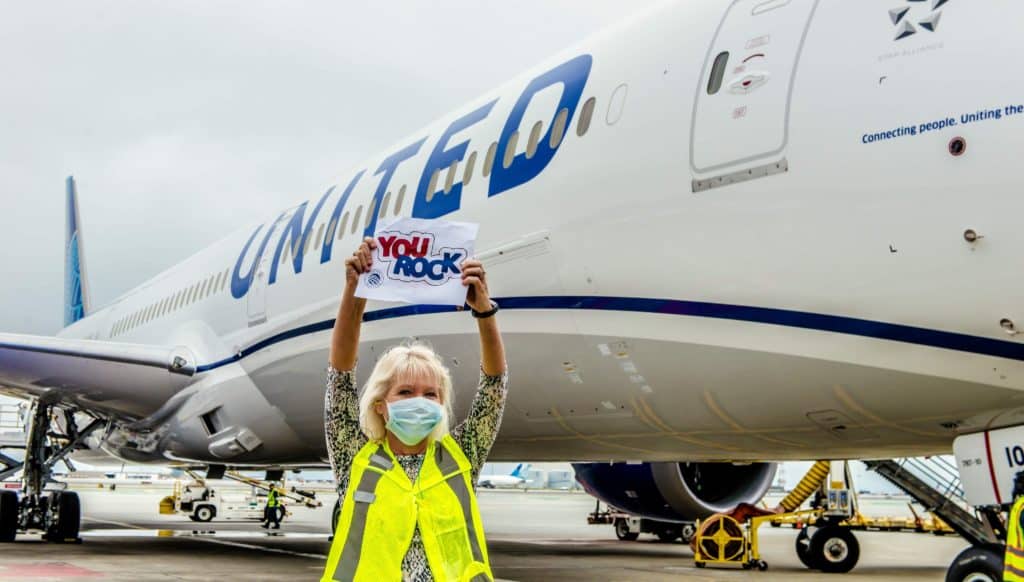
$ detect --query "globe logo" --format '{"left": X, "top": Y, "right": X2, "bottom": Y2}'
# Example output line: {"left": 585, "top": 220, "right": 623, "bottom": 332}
{"left": 366, "top": 270, "right": 384, "bottom": 288}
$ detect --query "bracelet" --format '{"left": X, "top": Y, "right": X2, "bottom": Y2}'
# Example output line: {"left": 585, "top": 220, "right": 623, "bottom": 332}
{"left": 471, "top": 300, "right": 500, "bottom": 319}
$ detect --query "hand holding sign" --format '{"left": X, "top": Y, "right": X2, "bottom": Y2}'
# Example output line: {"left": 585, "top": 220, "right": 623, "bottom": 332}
{"left": 353, "top": 218, "right": 480, "bottom": 306}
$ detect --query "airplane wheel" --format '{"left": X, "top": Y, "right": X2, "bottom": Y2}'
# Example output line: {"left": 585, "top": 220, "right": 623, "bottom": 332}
{"left": 0, "top": 490, "right": 18, "bottom": 542}
{"left": 795, "top": 528, "right": 818, "bottom": 569}
{"left": 45, "top": 491, "right": 81, "bottom": 543}
{"left": 193, "top": 505, "right": 215, "bottom": 522}
{"left": 614, "top": 518, "right": 639, "bottom": 541}
{"left": 809, "top": 525, "right": 859, "bottom": 573}
{"left": 944, "top": 545, "right": 1004, "bottom": 582}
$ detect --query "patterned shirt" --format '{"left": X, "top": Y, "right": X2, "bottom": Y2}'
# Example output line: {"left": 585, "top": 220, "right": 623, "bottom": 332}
{"left": 325, "top": 365, "right": 509, "bottom": 582}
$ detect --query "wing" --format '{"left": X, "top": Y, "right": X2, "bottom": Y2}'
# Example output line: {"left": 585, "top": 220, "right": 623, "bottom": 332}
{"left": 0, "top": 332, "right": 197, "bottom": 420}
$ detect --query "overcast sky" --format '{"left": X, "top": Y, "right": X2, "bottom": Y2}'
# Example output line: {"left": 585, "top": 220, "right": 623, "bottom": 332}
{"left": 0, "top": 1, "right": 659, "bottom": 335}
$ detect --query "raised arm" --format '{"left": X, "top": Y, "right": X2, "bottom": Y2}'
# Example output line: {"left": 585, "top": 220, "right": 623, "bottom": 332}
{"left": 461, "top": 259, "right": 506, "bottom": 376}
{"left": 452, "top": 259, "right": 509, "bottom": 479}
{"left": 329, "top": 237, "right": 376, "bottom": 371}
{"left": 325, "top": 237, "right": 376, "bottom": 486}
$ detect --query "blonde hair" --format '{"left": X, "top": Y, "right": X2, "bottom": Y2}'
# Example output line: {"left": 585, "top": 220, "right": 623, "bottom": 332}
{"left": 358, "top": 342, "right": 454, "bottom": 443}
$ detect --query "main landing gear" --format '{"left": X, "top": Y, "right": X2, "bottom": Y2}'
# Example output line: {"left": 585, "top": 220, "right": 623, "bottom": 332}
{"left": 0, "top": 400, "right": 102, "bottom": 543}
{"left": 794, "top": 523, "right": 860, "bottom": 573}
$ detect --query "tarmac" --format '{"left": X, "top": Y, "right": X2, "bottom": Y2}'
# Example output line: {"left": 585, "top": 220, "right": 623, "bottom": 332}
{"left": 0, "top": 486, "right": 968, "bottom": 581}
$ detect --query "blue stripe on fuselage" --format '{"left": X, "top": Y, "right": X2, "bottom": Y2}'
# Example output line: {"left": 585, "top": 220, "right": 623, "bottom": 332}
{"left": 193, "top": 295, "right": 1024, "bottom": 372}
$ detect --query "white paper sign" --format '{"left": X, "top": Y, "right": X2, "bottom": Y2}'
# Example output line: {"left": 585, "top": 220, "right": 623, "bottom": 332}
{"left": 355, "top": 218, "right": 479, "bottom": 306}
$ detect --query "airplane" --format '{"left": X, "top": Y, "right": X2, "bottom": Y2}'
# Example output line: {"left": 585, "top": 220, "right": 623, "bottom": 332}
{"left": 0, "top": 0, "right": 1021, "bottom": 578}
{"left": 477, "top": 463, "right": 529, "bottom": 489}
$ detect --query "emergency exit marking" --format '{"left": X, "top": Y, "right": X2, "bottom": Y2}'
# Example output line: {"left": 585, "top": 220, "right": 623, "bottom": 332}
{"left": 1005, "top": 445, "right": 1024, "bottom": 468}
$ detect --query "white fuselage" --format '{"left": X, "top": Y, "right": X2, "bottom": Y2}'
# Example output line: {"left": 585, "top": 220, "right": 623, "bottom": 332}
{"left": 59, "top": 0, "right": 1024, "bottom": 466}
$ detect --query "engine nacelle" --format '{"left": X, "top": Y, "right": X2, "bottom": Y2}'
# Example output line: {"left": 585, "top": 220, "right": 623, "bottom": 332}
{"left": 572, "top": 461, "right": 777, "bottom": 522}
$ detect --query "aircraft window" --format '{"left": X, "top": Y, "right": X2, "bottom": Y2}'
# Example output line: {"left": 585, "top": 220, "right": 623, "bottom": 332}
{"left": 364, "top": 197, "right": 377, "bottom": 229}
{"left": 206, "top": 275, "right": 216, "bottom": 297}
{"left": 426, "top": 169, "right": 440, "bottom": 202}
{"left": 526, "top": 121, "right": 543, "bottom": 159}
{"left": 707, "top": 51, "right": 729, "bottom": 95}
{"left": 213, "top": 272, "right": 223, "bottom": 295}
{"left": 394, "top": 185, "right": 406, "bottom": 216}
{"left": 199, "top": 279, "right": 210, "bottom": 299}
{"left": 577, "top": 97, "right": 596, "bottom": 136}
{"left": 444, "top": 160, "right": 458, "bottom": 194}
{"left": 351, "top": 206, "right": 363, "bottom": 234}
{"left": 315, "top": 223, "right": 325, "bottom": 251}
{"left": 281, "top": 241, "right": 290, "bottom": 265}
{"left": 220, "top": 269, "right": 229, "bottom": 292}
{"left": 302, "top": 231, "right": 312, "bottom": 255}
{"left": 188, "top": 284, "right": 198, "bottom": 304}
{"left": 339, "top": 212, "right": 350, "bottom": 239}
{"left": 327, "top": 217, "right": 338, "bottom": 244}
{"left": 483, "top": 142, "right": 497, "bottom": 177}
{"left": 174, "top": 289, "right": 185, "bottom": 310}
{"left": 549, "top": 108, "right": 569, "bottom": 148}
{"left": 160, "top": 297, "right": 170, "bottom": 316}
{"left": 502, "top": 131, "right": 519, "bottom": 169}
{"left": 380, "top": 192, "right": 391, "bottom": 218}
{"left": 463, "top": 152, "right": 477, "bottom": 187}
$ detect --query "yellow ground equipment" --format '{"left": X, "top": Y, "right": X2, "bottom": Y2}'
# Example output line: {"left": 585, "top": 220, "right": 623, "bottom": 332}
{"left": 694, "top": 509, "right": 822, "bottom": 570}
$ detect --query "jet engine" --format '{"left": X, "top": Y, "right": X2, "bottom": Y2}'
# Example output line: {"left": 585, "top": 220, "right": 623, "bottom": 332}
{"left": 572, "top": 461, "right": 777, "bottom": 521}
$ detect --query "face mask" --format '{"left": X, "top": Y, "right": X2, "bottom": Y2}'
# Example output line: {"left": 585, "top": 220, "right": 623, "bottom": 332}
{"left": 385, "top": 397, "right": 443, "bottom": 446}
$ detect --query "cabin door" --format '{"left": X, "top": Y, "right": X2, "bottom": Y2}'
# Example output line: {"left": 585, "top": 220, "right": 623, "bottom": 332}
{"left": 690, "top": 0, "right": 818, "bottom": 190}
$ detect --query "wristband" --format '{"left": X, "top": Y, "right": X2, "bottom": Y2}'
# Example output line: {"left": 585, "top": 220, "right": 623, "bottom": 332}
{"left": 471, "top": 300, "right": 499, "bottom": 319}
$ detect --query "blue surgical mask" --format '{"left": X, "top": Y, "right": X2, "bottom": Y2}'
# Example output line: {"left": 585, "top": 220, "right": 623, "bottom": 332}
{"left": 385, "top": 397, "right": 443, "bottom": 446}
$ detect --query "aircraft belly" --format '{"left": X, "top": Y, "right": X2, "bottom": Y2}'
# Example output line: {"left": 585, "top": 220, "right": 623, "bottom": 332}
{"left": 217, "top": 305, "right": 1023, "bottom": 467}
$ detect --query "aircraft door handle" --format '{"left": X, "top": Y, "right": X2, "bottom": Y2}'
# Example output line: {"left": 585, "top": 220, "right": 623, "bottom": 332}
{"left": 728, "top": 72, "right": 769, "bottom": 94}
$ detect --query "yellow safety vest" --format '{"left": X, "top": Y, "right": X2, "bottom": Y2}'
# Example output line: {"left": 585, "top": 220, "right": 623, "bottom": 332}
{"left": 321, "top": 435, "right": 492, "bottom": 582}
{"left": 1006, "top": 496, "right": 1024, "bottom": 581}
{"left": 267, "top": 488, "right": 280, "bottom": 508}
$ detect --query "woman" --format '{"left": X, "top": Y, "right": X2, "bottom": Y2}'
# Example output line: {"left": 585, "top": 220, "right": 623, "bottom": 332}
{"left": 321, "top": 237, "right": 508, "bottom": 582}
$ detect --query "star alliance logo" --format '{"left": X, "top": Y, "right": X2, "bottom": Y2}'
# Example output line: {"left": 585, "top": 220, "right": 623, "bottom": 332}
{"left": 889, "top": 0, "right": 949, "bottom": 41}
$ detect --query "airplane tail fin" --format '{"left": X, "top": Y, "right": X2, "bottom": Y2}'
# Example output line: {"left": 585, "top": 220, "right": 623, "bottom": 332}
{"left": 511, "top": 463, "right": 529, "bottom": 478}
{"left": 64, "top": 176, "right": 91, "bottom": 326}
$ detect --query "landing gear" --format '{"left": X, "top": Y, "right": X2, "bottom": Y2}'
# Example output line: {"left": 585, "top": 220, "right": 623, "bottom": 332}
{"left": 808, "top": 525, "right": 860, "bottom": 573}
{"left": 944, "top": 545, "right": 1004, "bottom": 582}
{"left": 794, "top": 528, "right": 815, "bottom": 569}
{"left": 43, "top": 491, "right": 82, "bottom": 542}
{"left": 1, "top": 400, "right": 101, "bottom": 543}
{"left": 0, "top": 490, "right": 17, "bottom": 542}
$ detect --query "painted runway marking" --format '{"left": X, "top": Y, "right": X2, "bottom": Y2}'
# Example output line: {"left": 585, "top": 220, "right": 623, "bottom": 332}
{"left": 82, "top": 519, "right": 328, "bottom": 560}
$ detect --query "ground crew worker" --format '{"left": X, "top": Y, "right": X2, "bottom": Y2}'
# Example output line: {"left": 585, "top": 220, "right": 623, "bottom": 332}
{"left": 322, "top": 237, "right": 508, "bottom": 581}
{"left": 261, "top": 484, "right": 282, "bottom": 529}
{"left": 1005, "top": 472, "right": 1024, "bottom": 580}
